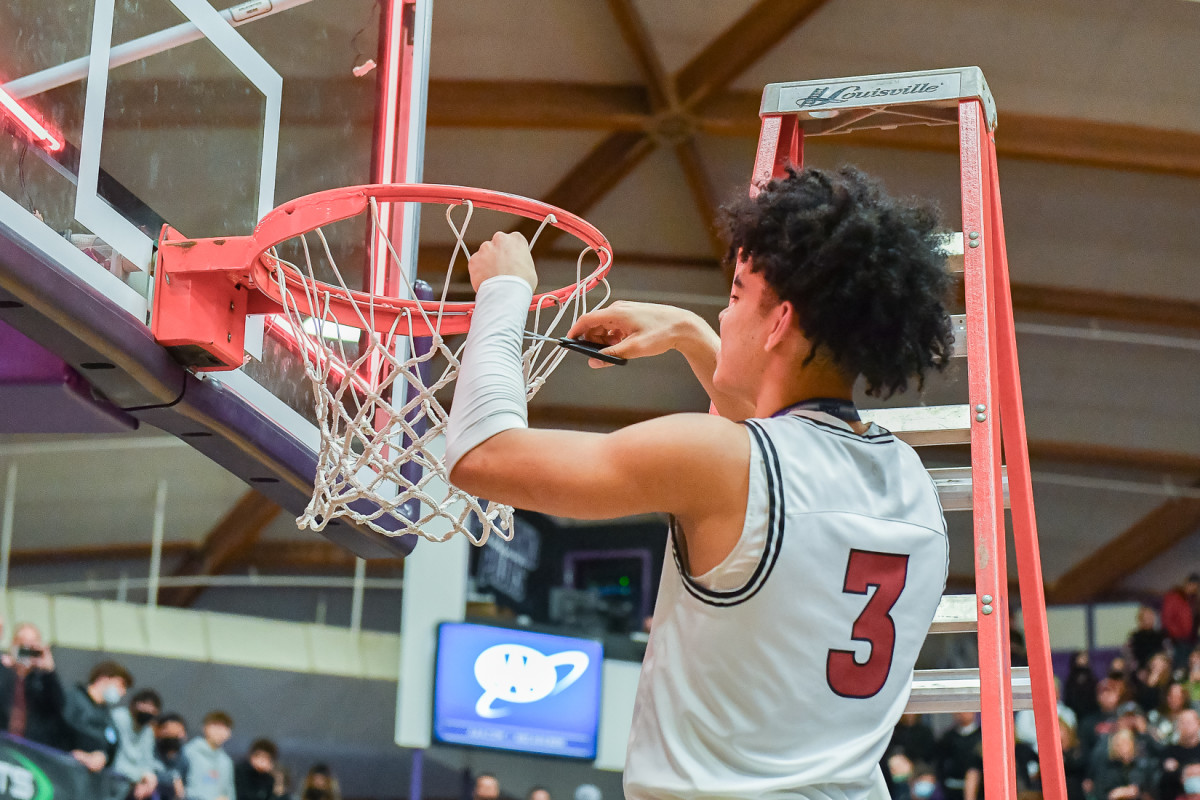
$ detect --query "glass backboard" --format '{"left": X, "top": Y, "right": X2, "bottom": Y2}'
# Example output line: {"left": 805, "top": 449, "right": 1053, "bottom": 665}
{"left": 0, "top": 0, "right": 431, "bottom": 557}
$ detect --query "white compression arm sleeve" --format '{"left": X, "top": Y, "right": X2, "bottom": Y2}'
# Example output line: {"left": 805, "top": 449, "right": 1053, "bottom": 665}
{"left": 444, "top": 275, "right": 533, "bottom": 474}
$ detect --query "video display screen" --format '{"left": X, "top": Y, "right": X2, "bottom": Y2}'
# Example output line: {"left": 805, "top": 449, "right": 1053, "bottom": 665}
{"left": 432, "top": 622, "right": 604, "bottom": 759}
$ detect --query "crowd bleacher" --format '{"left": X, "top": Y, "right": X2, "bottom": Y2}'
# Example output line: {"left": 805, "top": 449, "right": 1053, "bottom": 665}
{"left": 0, "top": 616, "right": 341, "bottom": 800}
{"left": 884, "top": 572, "right": 1200, "bottom": 800}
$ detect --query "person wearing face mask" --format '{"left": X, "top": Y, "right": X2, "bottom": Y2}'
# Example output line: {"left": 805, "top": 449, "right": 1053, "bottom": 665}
{"left": 111, "top": 688, "right": 162, "bottom": 799}
{"left": 1160, "top": 710, "right": 1200, "bottom": 800}
{"left": 153, "top": 712, "right": 191, "bottom": 800}
{"left": 61, "top": 660, "right": 133, "bottom": 773}
{"left": 1180, "top": 763, "right": 1200, "bottom": 800}
{"left": 908, "top": 764, "right": 942, "bottom": 800}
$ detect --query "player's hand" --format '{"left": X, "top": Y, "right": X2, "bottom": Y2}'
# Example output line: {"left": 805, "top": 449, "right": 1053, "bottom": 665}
{"left": 566, "top": 301, "right": 696, "bottom": 368}
{"left": 468, "top": 232, "right": 537, "bottom": 293}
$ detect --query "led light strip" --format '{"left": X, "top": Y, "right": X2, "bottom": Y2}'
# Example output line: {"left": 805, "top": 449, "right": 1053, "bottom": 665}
{"left": 0, "top": 85, "right": 62, "bottom": 151}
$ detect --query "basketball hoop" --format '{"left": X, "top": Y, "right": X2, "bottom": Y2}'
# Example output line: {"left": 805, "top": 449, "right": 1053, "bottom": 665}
{"left": 152, "top": 184, "right": 613, "bottom": 545}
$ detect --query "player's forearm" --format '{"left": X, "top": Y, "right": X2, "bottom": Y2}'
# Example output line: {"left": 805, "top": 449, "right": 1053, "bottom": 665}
{"left": 444, "top": 276, "right": 532, "bottom": 474}
{"left": 672, "top": 312, "right": 755, "bottom": 421}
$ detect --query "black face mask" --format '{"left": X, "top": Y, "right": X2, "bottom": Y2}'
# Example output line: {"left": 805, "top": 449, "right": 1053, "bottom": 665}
{"left": 133, "top": 710, "right": 157, "bottom": 726}
{"left": 303, "top": 790, "right": 331, "bottom": 800}
{"left": 156, "top": 737, "right": 183, "bottom": 755}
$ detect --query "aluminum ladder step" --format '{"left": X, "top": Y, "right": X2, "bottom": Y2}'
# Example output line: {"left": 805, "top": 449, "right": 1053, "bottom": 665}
{"left": 938, "top": 232, "right": 965, "bottom": 274}
{"left": 930, "top": 594, "right": 978, "bottom": 634}
{"left": 930, "top": 466, "right": 1010, "bottom": 511}
{"left": 860, "top": 405, "right": 971, "bottom": 446}
{"left": 759, "top": 67, "right": 997, "bottom": 136}
{"left": 907, "top": 667, "right": 1032, "bottom": 714}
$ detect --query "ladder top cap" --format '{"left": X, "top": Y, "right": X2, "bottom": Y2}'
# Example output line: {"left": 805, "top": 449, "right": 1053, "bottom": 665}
{"left": 760, "top": 66, "right": 997, "bottom": 133}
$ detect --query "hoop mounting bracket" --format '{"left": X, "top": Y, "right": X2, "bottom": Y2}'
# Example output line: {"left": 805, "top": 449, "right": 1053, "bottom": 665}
{"left": 152, "top": 225, "right": 268, "bottom": 370}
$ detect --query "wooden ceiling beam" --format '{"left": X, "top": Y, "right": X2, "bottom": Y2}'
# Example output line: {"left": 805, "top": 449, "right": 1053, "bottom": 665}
{"left": 6, "top": 540, "right": 400, "bottom": 572}
{"left": 604, "top": 0, "right": 728, "bottom": 257}
{"left": 7, "top": 541, "right": 195, "bottom": 566}
{"left": 87, "top": 78, "right": 1200, "bottom": 179}
{"left": 227, "top": 541, "right": 402, "bottom": 571}
{"left": 698, "top": 89, "right": 1200, "bottom": 179}
{"left": 604, "top": 0, "right": 673, "bottom": 111}
{"left": 158, "top": 490, "right": 281, "bottom": 608}
{"left": 924, "top": 440, "right": 1200, "bottom": 478}
{"left": 517, "top": 0, "right": 832, "bottom": 244}
{"left": 673, "top": 0, "right": 833, "bottom": 110}
{"left": 1026, "top": 441, "right": 1200, "bottom": 476}
{"left": 513, "top": 130, "right": 658, "bottom": 241}
{"left": 672, "top": 137, "right": 728, "bottom": 265}
{"left": 1010, "top": 284, "right": 1200, "bottom": 332}
{"left": 1046, "top": 482, "right": 1200, "bottom": 605}
{"left": 429, "top": 80, "right": 652, "bottom": 131}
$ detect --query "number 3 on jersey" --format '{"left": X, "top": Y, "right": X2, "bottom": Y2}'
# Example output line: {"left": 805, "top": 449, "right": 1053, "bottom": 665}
{"left": 826, "top": 549, "right": 910, "bottom": 699}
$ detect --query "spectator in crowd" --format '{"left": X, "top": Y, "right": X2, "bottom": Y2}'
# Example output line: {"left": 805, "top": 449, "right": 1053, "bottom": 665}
{"left": 472, "top": 773, "right": 500, "bottom": 800}
{"left": 1106, "top": 702, "right": 1158, "bottom": 770}
{"left": 301, "top": 763, "right": 342, "bottom": 800}
{"left": 1059, "top": 718, "right": 1089, "bottom": 800}
{"left": 891, "top": 714, "right": 938, "bottom": 765}
{"left": 1065, "top": 650, "right": 1101, "bottom": 720}
{"left": 1164, "top": 575, "right": 1200, "bottom": 671}
{"left": 274, "top": 766, "right": 296, "bottom": 800}
{"left": 1015, "top": 678, "right": 1077, "bottom": 753}
{"left": 909, "top": 763, "right": 942, "bottom": 800}
{"left": 1134, "top": 652, "right": 1174, "bottom": 713}
{"left": 1108, "top": 656, "right": 1134, "bottom": 697}
{"left": 1159, "top": 709, "right": 1200, "bottom": 800}
{"left": 528, "top": 787, "right": 551, "bottom": 800}
{"left": 1128, "top": 606, "right": 1170, "bottom": 672}
{"left": 1181, "top": 763, "right": 1200, "bottom": 800}
{"left": 153, "top": 712, "right": 190, "bottom": 800}
{"left": 62, "top": 660, "right": 131, "bottom": 772}
{"left": 183, "top": 710, "right": 235, "bottom": 800}
{"left": 235, "top": 738, "right": 279, "bottom": 800}
{"left": 885, "top": 752, "right": 914, "bottom": 800}
{"left": 0, "top": 621, "right": 65, "bottom": 745}
{"left": 1080, "top": 679, "right": 1124, "bottom": 757}
{"left": 111, "top": 688, "right": 161, "bottom": 799}
{"left": 1090, "top": 729, "right": 1155, "bottom": 800}
{"left": 1185, "top": 650, "right": 1200, "bottom": 705}
{"left": 936, "top": 711, "right": 983, "bottom": 800}
{"left": 1150, "top": 682, "right": 1195, "bottom": 744}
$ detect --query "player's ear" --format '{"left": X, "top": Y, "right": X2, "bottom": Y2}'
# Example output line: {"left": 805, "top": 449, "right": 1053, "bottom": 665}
{"left": 764, "top": 300, "right": 795, "bottom": 352}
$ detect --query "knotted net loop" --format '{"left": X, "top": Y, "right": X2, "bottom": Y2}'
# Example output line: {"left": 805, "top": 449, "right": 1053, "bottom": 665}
{"left": 265, "top": 189, "right": 611, "bottom": 546}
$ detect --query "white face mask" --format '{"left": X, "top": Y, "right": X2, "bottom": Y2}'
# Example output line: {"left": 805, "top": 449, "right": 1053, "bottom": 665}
{"left": 1183, "top": 776, "right": 1200, "bottom": 796}
{"left": 101, "top": 685, "right": 123, "bottom": 706}
{"left": 912, "top": 780, "right": 937, "bottom": 800}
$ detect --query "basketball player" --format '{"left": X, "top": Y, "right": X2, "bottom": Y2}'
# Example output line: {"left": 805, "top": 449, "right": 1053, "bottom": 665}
{"left": 446, "top": 166, "right": 955, "bottom": 800}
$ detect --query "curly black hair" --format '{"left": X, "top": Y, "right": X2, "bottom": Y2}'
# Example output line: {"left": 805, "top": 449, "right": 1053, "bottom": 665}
{"left": 721, "top": 166, "right": 955, "bottom": 399}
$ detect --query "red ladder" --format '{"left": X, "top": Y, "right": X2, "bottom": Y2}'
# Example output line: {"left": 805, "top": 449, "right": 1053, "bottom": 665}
{"left": 750, "top": 67, "right": 1066, "bottom": 800}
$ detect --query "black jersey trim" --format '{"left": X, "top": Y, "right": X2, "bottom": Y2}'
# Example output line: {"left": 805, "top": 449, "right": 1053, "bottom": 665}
{"left": 673, "top": 420, "right": 784, "bottom": 607}
{"left": 786, "top": 413, "right": 896, "bottom": 443}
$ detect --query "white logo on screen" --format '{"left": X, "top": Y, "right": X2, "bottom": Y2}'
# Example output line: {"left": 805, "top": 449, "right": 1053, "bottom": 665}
{"left": 473, "top": 643, "right": 590, "bottom": 718}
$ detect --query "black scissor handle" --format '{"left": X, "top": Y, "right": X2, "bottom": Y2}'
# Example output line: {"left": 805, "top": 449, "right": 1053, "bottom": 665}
{"left": 557, "top": 338, "right": 627, "bottom": 366}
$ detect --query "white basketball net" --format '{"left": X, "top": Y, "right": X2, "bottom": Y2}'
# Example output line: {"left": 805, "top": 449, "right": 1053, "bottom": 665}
{"left": 267, "top": 196, "right": 610, "bottom": 546}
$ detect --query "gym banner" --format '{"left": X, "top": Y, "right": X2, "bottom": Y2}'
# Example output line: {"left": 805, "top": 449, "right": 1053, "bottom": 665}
{"left": 0, "top": 733, "right": 130, "bottom": 800}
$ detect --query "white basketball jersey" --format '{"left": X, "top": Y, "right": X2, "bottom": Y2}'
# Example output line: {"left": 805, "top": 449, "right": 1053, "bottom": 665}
{"left": 624, "top": 410, "right": 949, "bottom": 800}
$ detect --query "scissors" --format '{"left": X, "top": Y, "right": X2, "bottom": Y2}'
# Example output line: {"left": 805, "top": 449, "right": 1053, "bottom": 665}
{"left": 523, "top": 332, "right": 627, "bottom": 365}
